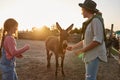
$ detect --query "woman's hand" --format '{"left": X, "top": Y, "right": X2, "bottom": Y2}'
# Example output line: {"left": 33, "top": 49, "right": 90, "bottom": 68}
{"left": 67, "top": 46, "right": 73, "bottom": 51}
{"left": 74, "top": 49, "right": 84, "bottom": 56}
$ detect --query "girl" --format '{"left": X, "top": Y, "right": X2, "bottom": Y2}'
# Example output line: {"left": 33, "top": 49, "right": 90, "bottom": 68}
{"left": 0, "top": 18, "right": 30, "bottom": 80}
{"left": 67, "top": 0, "right": 107, "bottom": 80}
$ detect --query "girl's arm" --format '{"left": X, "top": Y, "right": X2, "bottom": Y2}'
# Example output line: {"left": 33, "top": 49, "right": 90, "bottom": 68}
{"left": 4, "top": 36, "right": 30, "bottom": 57}
{"left": 16, "top": 54, "right": 23, "bottom": 58}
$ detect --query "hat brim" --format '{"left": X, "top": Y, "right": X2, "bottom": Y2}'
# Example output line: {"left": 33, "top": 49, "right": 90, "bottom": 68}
{"left": 78, "top": 3, "right": 98, "bottom": 12}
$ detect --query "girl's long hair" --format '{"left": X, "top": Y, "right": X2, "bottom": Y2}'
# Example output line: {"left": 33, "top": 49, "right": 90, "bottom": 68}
{"left": 0, "top": 18, "right": 18, "bottom": 56}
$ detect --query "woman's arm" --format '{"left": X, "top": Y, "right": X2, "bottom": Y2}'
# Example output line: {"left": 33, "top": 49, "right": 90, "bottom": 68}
{"left": 72, "top": 40, "right": 83, "bottom": 49}
{"left": 75, "top": 18, "right": 104, "bottom": 55}
{"left": 80, "top": 41, "right": 100, "bottom": 52}
{"left": 67, "top": 40, "right": 83, "bottom": 51}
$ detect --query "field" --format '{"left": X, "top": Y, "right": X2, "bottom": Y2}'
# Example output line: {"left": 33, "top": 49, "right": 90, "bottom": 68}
{"left": 0, "top": 39, "right": 120, "bottom": 80}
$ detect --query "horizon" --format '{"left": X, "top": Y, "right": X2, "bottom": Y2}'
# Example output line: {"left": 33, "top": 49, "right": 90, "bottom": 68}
{"left": 0, "top": 0, "right": 120, "bottom": 31}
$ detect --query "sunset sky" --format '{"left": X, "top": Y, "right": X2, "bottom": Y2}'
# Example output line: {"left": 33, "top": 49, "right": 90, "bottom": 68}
{"left": 0, "top": 0, "right": 120, "bottom": 31}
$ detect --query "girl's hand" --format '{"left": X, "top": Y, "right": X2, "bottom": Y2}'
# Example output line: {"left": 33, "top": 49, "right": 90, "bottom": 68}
{"left": 16, "top": 54, "right": 23, "bottom": 58}
{"left": 67, "top": 46, "right": 73, "bottom": 51}
{"left": 24, "top": 44, "right": 30, "bottom": 50}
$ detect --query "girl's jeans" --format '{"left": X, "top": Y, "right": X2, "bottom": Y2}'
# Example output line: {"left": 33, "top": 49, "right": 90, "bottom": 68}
{"left": 85, "top": 57, "right": 100, "bottom": 80}
{"left": 0, "top": 48, "right": 18, "bottom": 80}
{"left": 0, "top": 63, "right": 18, "bottom": 80}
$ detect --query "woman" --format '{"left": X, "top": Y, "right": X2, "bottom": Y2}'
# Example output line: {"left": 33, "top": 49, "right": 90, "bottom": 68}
{"left": 0, "top": 18, "right": 30, "bottom": 80}
{"left": 67, "top": 0, "right": 107, "bottom": 80}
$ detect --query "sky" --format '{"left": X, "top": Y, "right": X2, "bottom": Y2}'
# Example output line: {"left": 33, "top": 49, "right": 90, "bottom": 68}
{"left": 0, "top": 0, "right": 120, "bottom": 31}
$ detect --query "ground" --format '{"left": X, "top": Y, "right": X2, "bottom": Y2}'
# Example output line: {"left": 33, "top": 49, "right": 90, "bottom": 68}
{"left": 0, "top": 39, "right": 120, "bottom": 80}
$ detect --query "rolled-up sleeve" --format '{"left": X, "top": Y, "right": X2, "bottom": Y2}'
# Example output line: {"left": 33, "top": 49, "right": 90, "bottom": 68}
{"left": 92, "top": 18, "right": 104, "bottom": 44}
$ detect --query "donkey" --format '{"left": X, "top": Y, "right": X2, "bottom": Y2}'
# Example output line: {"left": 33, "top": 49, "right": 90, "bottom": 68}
{"left": 45, "top": 22, "right": 73, "bottom": 76}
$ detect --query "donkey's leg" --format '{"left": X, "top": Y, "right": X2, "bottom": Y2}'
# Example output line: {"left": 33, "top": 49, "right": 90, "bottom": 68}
{"left": 47, "top": 49, "right": 51, "bottom": 68}
{"left": 61, "top": 56, "right": 65, "bottom": 76}
{"left": 55, "top": 55, "right": 59, "bottom": 76}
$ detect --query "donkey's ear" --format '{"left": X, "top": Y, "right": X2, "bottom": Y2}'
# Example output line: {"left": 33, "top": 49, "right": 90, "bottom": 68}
{"left": 66, "top": 24, "right": 74, "bottom": 33}
{"left": 56, "top": 22, "right": 62, "bottom": 31}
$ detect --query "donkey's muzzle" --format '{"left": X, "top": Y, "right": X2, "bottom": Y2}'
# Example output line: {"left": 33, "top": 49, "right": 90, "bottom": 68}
{"left": 63, "top": 40, "right": 68, "bottom": 49}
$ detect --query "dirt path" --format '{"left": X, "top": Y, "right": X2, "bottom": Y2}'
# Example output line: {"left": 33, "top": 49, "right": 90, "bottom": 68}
{"left": 1, "top": 40, "right": 120, "bottom": 80}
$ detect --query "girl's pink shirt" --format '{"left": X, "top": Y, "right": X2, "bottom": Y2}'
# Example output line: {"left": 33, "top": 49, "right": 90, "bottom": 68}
{"left": 3, "top": 36, "right": 29, "bottom": 60}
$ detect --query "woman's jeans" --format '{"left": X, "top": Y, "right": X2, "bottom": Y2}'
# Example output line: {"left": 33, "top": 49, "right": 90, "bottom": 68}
{"left": 85, "top": 58, "right": 100, "bottom": 80}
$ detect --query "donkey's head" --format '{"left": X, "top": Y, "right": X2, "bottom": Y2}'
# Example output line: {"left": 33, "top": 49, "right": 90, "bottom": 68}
{"left": 56, "top": 22, "right": 73, "bottom": 53}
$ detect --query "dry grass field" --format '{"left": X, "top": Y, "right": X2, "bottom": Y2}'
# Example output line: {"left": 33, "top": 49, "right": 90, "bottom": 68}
{"left": 0, "top": 39, "right": 120, "bottom": 80}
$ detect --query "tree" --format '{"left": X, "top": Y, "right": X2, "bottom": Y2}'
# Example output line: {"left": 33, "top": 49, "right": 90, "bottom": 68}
{"left": 70, "top": 28, "right": 82, "bottom": 34}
